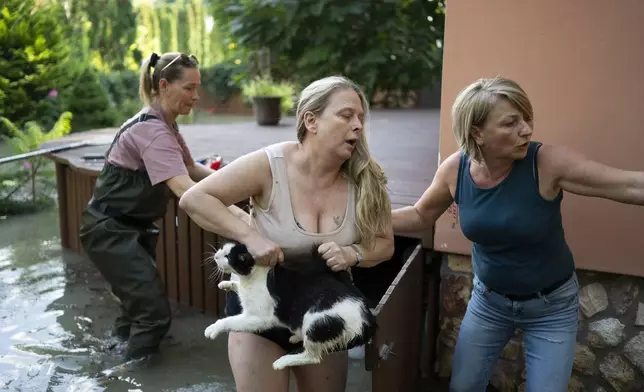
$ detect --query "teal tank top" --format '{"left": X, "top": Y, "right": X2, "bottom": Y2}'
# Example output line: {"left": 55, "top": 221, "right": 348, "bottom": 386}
{"left": 455, "top": 141, "right": 575, "bottom": 295}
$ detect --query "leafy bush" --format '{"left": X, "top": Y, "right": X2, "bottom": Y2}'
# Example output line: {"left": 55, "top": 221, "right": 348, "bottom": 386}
{"left": 0, "top": 0, "right": 76, "bottom": 134}
{"left": 112, "top": 98, "right": 143, "bottom": 126}
{"left": 62, "top": 67, "right": 118, "bottom": 132}
{"left": 1, "top": 111, "right": 73, "bottom": 155}
{"left": 100, "top": 69, "right": 142, "bottom": 125}
{"left": 36, "top": 90, "right": 64, "bottom": 132}
{"left": 200, "top": 61, "right": 249, "bottom": 102}
{"left": 101, "top": 70, "right": 140, "bottom": 106}
{"left": 211, "top": 1, "right": 445, "bottom": 107}
{"left": 0, "top": 112, "right": 73, "bottom": 215}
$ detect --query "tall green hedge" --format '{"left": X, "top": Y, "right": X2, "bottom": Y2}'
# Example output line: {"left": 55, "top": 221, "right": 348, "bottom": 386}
{"left": 63, "top": 67, "right": 118, "bottom": 132}
{"left": 0, "top": 0, "right": 76, "bottom": 133}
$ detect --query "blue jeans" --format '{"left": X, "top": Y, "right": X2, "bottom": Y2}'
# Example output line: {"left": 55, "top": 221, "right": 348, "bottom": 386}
{"left": 450, "top": 273, "right": 579, "bottom": 392}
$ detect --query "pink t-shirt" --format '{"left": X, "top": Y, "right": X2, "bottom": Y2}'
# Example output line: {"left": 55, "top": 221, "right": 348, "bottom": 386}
{"left": 107, "top": 106, "right": 194, "bottom": 186}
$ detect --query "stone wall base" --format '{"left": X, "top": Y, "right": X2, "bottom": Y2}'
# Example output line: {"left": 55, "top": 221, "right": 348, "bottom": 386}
{"left": 436, "top": 254, "right": 644, "bottom": 392}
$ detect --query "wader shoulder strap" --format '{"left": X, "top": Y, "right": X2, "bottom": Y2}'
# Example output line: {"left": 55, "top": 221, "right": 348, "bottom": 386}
{"left": 104, "top": 113, "right": 160, "bottom": 159}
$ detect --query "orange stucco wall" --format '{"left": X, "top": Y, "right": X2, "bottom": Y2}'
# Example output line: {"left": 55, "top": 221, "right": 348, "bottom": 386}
{"left": 433, "top": 0, "right": 644, "bottom": 276}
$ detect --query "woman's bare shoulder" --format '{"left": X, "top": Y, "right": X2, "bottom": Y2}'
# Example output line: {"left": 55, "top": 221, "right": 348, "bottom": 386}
{"left": 275, "top": 140, "right": 299, "bottom": 157}
{"left": 438, "top": 150, "right": 463, "bottom": 186}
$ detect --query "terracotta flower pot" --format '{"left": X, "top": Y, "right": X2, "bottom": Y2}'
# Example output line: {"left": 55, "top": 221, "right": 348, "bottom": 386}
{"left": 251, "top": 96, "right": 282, "bottom": 126}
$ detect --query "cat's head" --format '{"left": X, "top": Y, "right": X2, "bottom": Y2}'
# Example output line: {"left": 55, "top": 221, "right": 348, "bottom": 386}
{"left": 213, "top": 242, "right": 256, "bottom": 276}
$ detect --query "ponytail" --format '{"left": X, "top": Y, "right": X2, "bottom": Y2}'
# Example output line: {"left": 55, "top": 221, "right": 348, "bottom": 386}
{"left": 139, "top": 52, "right": 159, "bottom": 105}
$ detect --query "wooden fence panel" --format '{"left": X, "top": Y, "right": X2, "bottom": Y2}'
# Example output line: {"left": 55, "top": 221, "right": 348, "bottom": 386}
{"left": 189, "top": 219, "right": 205, "bottom": 310}
{"left": 76, "top": 173, "right": 87, "bottom": 257}
{"left": 56, "top": 167, "right": 229, "bottom": 318}
{"left": 66, "top": 167, "right": 79, "bottom": 253}
{"left": 163, "top": 199, "right": 179, "bottom": 301}
{"left": 177, "top": 207, "right": 192, "bottom": 306}
{"left": 202, "top": 230, "right": 219, "bottom": 316}
{"left": 55, "top": 163, "right": 70, "bottom": 249}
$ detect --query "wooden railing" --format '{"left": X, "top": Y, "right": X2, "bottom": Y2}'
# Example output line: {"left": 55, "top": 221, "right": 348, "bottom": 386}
{"left": 55, "top": 163, "right": 227, "bottom": 317}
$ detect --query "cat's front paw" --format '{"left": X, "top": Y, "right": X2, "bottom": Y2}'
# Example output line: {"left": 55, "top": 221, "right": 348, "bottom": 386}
{"left": 272, "top": 356, "right": 292, "bottom": 371}
{"left": 204, "top": 320, "right": 225, "bottom": 340}
{"left": 272, "top": 353, "right": 320, "bottom": 370}
{"left": 217, "top": 281, "right": 238, "bottom": 292}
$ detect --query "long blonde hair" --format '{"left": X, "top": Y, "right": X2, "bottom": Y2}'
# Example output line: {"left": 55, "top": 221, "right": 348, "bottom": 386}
{"left": 296, "top": 76, "right": 391, "bottom": 249}
{"left": 452, "top": 76, "right": 534, "bottom": 162}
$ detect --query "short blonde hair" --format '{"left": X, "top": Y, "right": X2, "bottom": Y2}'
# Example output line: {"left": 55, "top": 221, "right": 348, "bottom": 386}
{"left": 452, "top": 76, "right": 534, "bottom": 162}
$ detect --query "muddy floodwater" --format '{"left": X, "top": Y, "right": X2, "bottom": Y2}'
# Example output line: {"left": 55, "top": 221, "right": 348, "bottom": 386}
{"left": 0, "top": 210, "right": 371, "bottom": 391}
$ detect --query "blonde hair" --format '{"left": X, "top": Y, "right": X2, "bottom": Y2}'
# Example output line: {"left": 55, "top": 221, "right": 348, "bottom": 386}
{"left": 296, "top": 76, "right": 391, "bottom": 249}
{"left": 452, "top": 76, "right": 534, "bottom": 162}
{"left": 139, "top": 52, "right": 199, "bottom": 105}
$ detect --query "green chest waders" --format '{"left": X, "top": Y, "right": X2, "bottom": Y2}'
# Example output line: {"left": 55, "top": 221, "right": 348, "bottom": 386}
{"left": 79, "top": 113, "right": 173, "bottom": 360}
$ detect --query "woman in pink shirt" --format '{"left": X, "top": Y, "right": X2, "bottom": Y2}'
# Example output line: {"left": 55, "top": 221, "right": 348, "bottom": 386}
{"left": 79, "top": 52, "right": 246, "bottom": 365}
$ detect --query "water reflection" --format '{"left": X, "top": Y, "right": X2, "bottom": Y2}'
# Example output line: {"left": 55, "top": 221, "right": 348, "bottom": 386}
{"left": 0, "top": 210, "right": 371, "bottom": 392}
{"left": 0, "top": 210, "right": 242, "bottom": 391}
{"left": 0, "top": 213, "right": 104, "bottom": 390}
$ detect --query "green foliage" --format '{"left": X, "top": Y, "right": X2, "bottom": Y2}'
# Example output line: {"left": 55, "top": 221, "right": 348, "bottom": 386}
{"left": 100, "top": 69, "right": 142, "bottom": 124}
{"left": 136, "top": 0, "right": 218, "bottom": 67}
{"left": 0, "top": 162, "right": 56, "bottom": 216}
{"left": 62, "top": 67, "right": 118, "bottom": 132}
{"left": 200, "top": 61, "right": 249, "bottom": 102}
{"left": 36, "top": 93, "right": 63, "bottom": 133}
{"left": 0, "top": 112, "right": 72, "bottom": 213}
{"left": 157, "top": 2, "right": 178, "bottom": 53}
{"left": 211, "top": 0, "right": 446, "bottom": 107}
{"left": 100, "top": 69, "right": 140, "bottom": 105}
{"left": 1, "top": 111, "right": 73, "bottom": 155}
{"left": 0, "top": 0, "right": 75, "bottom": 133}
{"left": 241, "top": 75, "right": 296, "bottom": 114}
{"left": 136, "top": 1, "right": 162, "bottom": 59}
{"left": 65, "top": 0, "right": 139, "bottom": 71}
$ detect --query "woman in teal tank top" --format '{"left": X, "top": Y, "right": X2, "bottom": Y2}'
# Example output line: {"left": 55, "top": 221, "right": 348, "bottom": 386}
{"left": 393, "top": 76, "right": 644, "bottom": 391}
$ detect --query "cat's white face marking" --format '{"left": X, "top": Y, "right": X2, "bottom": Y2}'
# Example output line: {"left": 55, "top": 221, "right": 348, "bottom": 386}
{"left": 213, "top": 242, "right": 235, "bottom": 273}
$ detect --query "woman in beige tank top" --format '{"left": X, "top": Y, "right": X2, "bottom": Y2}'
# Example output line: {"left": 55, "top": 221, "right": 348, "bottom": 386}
{"left": 180, "top": 76, "right": 394, "bottom": 392}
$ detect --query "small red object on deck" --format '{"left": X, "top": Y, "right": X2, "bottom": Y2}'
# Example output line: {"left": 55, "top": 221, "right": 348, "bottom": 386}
{"left": 208, "top": 155, "right": 222, "bottom": 170}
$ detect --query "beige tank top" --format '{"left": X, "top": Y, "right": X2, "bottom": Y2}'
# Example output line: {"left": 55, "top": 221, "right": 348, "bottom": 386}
{"left": 250, "top": 142, "right": 360, "bottom": 259}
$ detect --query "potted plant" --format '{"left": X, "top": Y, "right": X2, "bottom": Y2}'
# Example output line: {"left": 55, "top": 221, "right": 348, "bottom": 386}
{"left": 241, "top": 74, "right": 295, "bottom": 126}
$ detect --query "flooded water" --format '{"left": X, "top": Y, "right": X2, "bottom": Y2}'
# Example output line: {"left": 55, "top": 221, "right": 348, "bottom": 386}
{"left": 0, "top": 209, "right": 372, "bottom": 391}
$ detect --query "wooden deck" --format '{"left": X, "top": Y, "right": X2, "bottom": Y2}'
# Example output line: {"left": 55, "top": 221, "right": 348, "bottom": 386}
{"left": 46, "top": 110, "right": 439, "bottom": 207}
{"left": 44, "top": 109, "right": 440, "bottom": 244}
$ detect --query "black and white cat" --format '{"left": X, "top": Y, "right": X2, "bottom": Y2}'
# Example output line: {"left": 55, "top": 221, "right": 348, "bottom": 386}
{"left": 204, "top": 241, "right": 377, "bottom": 371}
